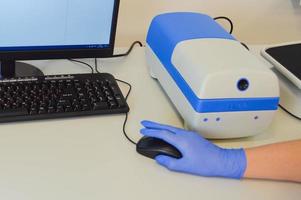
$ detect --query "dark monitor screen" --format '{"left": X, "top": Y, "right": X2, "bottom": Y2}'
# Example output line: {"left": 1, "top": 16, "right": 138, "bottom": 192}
{"left": 0, "top": 0, "right": 120, "bottom": 78}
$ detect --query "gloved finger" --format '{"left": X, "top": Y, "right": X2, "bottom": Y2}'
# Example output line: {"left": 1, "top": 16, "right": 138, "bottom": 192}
{"left": 141, "top": 120, "right": 184, "bottom": 135}
{"left": 155, "top": 155, "right": 179, "bottom": 171}
{"left": 140, "top": 128, "right": 180, "bottom": 149}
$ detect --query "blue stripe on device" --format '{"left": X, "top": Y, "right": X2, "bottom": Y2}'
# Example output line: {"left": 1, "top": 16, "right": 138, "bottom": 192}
{"left": 146, "top": 12, "right": 279, "bottom": 113}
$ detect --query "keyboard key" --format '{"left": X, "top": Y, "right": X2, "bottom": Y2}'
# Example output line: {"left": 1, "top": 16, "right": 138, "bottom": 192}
{"left": 115, "top": 95, "right": 126, "bottom": 107}
{"left": 65, "top": 105, "right": 73, "bottom": 112}
{"left": 48, "top": 106, "right": 56, "bottom": 113}
{"left": 38, "top": 107, "right": 47, "bottom": 114}
{"left": 82, "top": 104, "right": 90, "bottom": 111}
{"left": 30, "top": 107, "right": 38, "bottom": 115}
{"left": 56, "top": 105, "right": 64, "bottom": 113}
{"left": 93, "top": 102, "right": 108, "bottom": 110}
{"left": 108, "top": 101, "right": 118, "bottom": 109}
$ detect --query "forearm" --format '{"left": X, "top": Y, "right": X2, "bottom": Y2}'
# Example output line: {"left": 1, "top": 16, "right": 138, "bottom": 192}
{"left": 244, "top": 140, "right": 301, "bottom": 182}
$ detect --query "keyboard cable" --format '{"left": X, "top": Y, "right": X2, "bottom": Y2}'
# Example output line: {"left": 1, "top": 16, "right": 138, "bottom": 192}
{"left": 68, "top": 58, "right": 95, "bottom": 73}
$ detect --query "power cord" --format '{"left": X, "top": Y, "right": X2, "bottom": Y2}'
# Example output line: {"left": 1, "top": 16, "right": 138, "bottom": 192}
{"left": 240, "top": 42, "right": 249, "bottom": 50}
{"left": 69, "top": 41, "right": 143, "bottom": 74}
{"left": 279, "top": 104, "right": 301, "bottom": 121}
{"left": 109, "top": 41, "right": 143, "bottom": 58}
{"left": 213, "top": 16, "right": 234, "bottom": 34}
{"left": 213, "top": 16, "right": 249, "bottom": 51}
{"left": 69, "top": 41, "right": 142, "bottom": 145}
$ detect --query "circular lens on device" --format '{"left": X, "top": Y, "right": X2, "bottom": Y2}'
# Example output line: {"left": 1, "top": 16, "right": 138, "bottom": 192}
{"left": 237, "top": 78, "right": 249, "bottom": 91}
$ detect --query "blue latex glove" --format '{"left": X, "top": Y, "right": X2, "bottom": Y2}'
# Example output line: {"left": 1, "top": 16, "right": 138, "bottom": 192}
{"left": 140, "top": 120, "right": 247, "bottom": 179}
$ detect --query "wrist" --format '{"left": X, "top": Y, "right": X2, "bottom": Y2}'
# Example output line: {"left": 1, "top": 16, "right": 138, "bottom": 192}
{"left": 219, "top": 148, "right": 247, "bottom": 179}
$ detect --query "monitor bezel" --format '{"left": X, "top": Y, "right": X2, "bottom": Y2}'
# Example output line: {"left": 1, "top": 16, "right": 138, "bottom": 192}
{"left": 0, "top": 0, "right": 120, "bottom": 60}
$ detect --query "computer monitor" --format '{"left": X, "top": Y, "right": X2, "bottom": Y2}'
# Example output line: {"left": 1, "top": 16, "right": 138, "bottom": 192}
{"left": 0, "top": 0, "right": 120, "bottom": 79}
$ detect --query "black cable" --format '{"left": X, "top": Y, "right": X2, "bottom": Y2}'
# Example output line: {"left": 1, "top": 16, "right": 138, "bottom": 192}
{"left": 214, "top": 17, "right": 249, "bottom": 51}
{"left": 110, "top": 77, "right": 135, "bottom": 145}
{"left": 95, "top": 58, "right": 101, "bottom": 74}
{"left": 74, "top": 58, "right": 136, "bottom": 145}
{"left": 279, "top": 104, "right": 301, "bottom": 121}
{"left": 94, "top": 40, "right": 143, "bottom": 73}
{"left": 115, "top": 78, "right": 132, "bottom": 101}
{"left": 95, "top": 63, "right": 136, "bottom": 145}
{"left": 241, "top": 42, "right": 250, "bottom": 50}
{"left": 85, "top": 58, "right": 136, "bottom": 145}
{"left": 122, "top": 113, "right": 136, "bottom": 145}
{"left": 69, "top": 59, "right": 94, "bottom": 73}
{"left": 69, "top": 41, "right": 141, "bottom": 145}
{"left": 109, "top": 41, "right": 143, "bottom": 58}
{"left": 214, "top": 16, "right": 234, "bottom": 34}
{"left": 112, "top": 77, "right": 135, "bottom": 145}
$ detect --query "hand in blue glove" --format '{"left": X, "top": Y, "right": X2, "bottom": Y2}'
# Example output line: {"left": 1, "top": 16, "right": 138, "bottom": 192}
{"left": 140, "top": 120, "right": 247, "bottom": 179}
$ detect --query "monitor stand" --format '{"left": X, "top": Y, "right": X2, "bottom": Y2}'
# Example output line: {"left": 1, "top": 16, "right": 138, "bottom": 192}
{"left": 0, "top": 60, "right": 44, "bottom": 79}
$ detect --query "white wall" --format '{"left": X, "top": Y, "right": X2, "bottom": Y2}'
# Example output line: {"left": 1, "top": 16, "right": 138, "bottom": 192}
{"left": 115, "top": 0, "right": 301, "bottom": 46}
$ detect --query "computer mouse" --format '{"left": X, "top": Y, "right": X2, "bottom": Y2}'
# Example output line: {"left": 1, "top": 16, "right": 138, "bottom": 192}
{"left": 136, "top": 136, "right": 182, "bottom": 159}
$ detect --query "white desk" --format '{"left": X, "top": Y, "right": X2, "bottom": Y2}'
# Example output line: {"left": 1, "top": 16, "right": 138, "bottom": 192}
{"left": 0, "top": 46, "right": 300, "bottom": 200}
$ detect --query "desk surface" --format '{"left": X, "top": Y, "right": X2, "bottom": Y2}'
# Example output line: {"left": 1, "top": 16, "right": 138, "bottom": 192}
{"left": 0, "top": 46, "right": 300, "bottom": 200}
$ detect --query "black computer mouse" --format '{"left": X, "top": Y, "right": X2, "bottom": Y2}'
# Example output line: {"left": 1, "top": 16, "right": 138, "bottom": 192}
{"left": 136, "top": 136, "right": 182, "bottom": 159}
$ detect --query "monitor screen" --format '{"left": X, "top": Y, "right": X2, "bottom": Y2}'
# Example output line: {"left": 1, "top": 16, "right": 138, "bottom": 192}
{"left": 0, "top": 0, "right": 115, "bottom": 51}
{"left": 0, "top": 0, "right": 119, "bottom": 78}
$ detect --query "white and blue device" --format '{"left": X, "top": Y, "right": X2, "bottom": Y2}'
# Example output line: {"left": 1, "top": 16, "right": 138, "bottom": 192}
{"left": 146, "top": 12, "right": 280, "bottom": 139}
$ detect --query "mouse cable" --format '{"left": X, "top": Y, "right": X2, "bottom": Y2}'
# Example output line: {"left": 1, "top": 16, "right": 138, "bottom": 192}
{"left": 96, "top": 64, "right": 136, "bottom": 145}
{"left": 96, "top": 61, "right": 136, "bottom": 145}
{"left": 72, "top": 41, "right": 141, "bottom": 145}
{"left": 72, "top": 60, "right": 137, "bottom": 145}
{"left": 95, "top": 41, "right": 142, "bottom": 145}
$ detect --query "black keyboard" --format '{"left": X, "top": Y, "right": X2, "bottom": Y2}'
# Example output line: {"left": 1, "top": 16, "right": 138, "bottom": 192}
{"left": 0, "top": 73, "right": 129, "bottom": 123}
